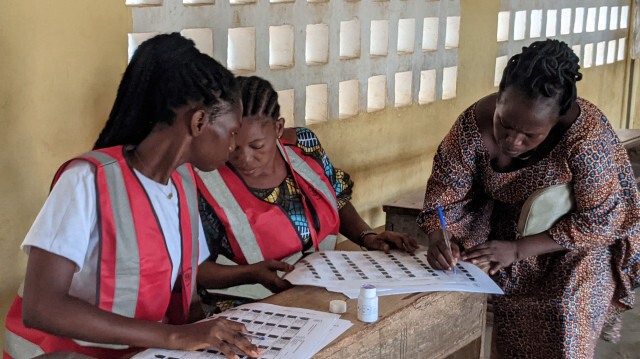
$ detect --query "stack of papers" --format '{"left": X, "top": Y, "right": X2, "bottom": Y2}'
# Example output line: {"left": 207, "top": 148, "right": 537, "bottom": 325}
{"left": 133, "top": 303, "right": 352, "bottom": 359}
{"left": 284, "top": 250, "right": 504, "bottom": 299}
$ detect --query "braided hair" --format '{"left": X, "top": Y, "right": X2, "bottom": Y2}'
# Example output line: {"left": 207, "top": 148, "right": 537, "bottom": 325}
{"left": 94, "top": 33, "right": 238, "bottom": 149}
{"left": 236, "top": 76, "right": 280, "bottom": 124}
{"left": 499, "top": 39, "right": 582, "bottom": 116}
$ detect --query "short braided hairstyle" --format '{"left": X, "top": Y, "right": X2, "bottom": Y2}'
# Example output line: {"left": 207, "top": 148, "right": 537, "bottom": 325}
{"left": 236, "top": 76, "right": 280, "bottom": 124}
{"left": 94, "top": 33, "right": 238, "bottom": 149}
{"left": 499, "top": 39, "right": 582, "bottom": 115}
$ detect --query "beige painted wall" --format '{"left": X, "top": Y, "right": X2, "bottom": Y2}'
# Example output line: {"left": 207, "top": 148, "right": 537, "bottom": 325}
{"left": 0, "top": 0, "right": 132, "bottom": 348}
{"left": 0, "top": 0, "right": 635, "bottom": 351}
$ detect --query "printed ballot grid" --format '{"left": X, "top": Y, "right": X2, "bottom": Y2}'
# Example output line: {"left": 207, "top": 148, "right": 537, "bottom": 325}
{"left": 135, "top": 303, "right": 350, "bottom": 359}
{"left": 297, "top": 250, "right": 478, "bottom": 284}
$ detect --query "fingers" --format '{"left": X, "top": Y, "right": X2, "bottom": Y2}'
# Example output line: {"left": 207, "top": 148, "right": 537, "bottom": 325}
{"left": 371, "top": 232, "right": 420, "bottom": 254}
{"left": 229, "top": 332, "right": 261, "bottom": 358}
{"left": 427, "top": 246, "right": 451, "bottom": 270}
{"left": 403, "top": 236, "right": 420, "bottom": 254}
{"left": 381, "top": 242, "right": 391, "bottom": 254}
{"left": 264, "top": 277, "right": 292, "bottom": 293}
{"left": 436, "top": 239, "right": 456, "bottom": 269}
{"left": 267, "top": 260, "right": 295, "bottom": 272}
{"left": 489, "top": 263, "right": 502, "bottom": 276}
{"left": 449, "top": 243, "right": 460, "bottom": 267}
{"left": 216, "top": 341, "right": 240, "bottom": 359}
{"left": 392, "top": 233, "right": 419, "bottom": 254}
{"left": 214, "top": 320, "right": 261, "bottom": 358}
{"left": 462, "top": 246, "right": 493, "bottom": 261}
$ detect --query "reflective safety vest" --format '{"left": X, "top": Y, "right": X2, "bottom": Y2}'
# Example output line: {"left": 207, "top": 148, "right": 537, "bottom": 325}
{"left": 4, "top": 146, "right": 200, "bottom": 359}
{"left": 197, "top": 140, "right": 340, "bottom": 299}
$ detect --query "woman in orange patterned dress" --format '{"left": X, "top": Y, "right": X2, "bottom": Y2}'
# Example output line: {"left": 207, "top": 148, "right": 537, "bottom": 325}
{"left": 418, "top": 39, "right": 640, "bottom": 358}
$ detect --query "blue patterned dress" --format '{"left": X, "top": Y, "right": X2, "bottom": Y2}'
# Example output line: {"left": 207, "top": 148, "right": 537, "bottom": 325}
{"left": 417, "top": 98, "right": 640, "bottom": 358}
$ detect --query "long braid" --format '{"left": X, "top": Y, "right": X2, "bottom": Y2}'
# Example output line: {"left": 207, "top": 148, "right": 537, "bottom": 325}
{"left": 499, "top": 39, "right": 582, "bottom": 115}
{"left": 236, "top": 76, "right": 280, "bottom": 123}
{"left": 94, "top": 33, "right": 238, "bottom": 149}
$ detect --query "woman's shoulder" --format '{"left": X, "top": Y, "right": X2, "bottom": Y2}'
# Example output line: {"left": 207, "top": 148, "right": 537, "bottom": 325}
{"left": 472, "top": 93, "right": 497, "bottom": 132}
{"left": 569, "top": 98, "right": 618, "bottom": 144}
{"left": 290, "top": 127, "right": 323, "bottom": 151}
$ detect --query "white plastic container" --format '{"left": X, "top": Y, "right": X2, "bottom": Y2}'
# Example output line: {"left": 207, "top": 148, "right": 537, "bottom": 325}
{"left": 357, "top": 284, "right": 378, "bottom": 323}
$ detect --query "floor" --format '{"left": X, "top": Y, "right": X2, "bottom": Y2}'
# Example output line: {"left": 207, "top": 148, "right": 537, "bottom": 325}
{"left": 484, "top": 290, "right": 640, "bottom": 359}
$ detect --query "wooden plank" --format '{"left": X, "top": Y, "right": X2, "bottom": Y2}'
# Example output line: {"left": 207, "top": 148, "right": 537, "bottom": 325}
{"left": 615, "top": 128, "right": 640, "bottom": 149}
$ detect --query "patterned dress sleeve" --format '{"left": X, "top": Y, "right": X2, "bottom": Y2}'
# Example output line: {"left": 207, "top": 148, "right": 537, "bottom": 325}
{"left": 417, "top": 105, "right": 491, "bottom": 249}
{"left": 295, "top": 127, "right": 354, "bottom": 210}
{"left": 548, "top": 119, "right": 639, "bottom": 250}
{"left": 198, "top": 195, "right": 235, "bottom": 261}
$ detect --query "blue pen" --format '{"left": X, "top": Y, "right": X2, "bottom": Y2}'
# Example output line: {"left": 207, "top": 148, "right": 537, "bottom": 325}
{"left": 436, "top": 206, "right": 456, "bottom": 274}
{"left": 242, "top": 333, "right": 265, "bottom": 341}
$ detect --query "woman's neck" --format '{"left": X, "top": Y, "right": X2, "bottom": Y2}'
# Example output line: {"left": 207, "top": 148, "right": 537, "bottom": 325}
{"left": 128, "top": 131, "right": 188, "bottom": 185}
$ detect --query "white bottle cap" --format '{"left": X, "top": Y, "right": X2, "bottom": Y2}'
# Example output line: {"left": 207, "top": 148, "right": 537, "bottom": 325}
{"left": 329, "top": 300, "right": 347, "bottom": 314}
{"left": 360, "top": 284, "right": 376, "bottom": 298}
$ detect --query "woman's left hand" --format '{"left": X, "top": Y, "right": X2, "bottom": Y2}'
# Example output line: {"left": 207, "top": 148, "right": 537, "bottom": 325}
{"left": 362, "top": 231, "right": 420, "bottom": 254}
{"left": 462, "top": 241, "right": 519, "bottom": 275}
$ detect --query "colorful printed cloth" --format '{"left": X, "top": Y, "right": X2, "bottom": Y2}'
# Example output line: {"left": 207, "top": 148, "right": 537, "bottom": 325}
{"left": 418, "top": 97, "right": 640, "bottom": 358}
{"left": 200, "top": 127, "right": 353, "bottom": 261}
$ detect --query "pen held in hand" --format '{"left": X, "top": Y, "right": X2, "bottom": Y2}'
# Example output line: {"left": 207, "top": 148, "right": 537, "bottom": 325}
{"left": 242, "top": 332, "right": 265, "bottom": 341}
{"left": 436, "top": 206, "right": 457, "bottom": 274}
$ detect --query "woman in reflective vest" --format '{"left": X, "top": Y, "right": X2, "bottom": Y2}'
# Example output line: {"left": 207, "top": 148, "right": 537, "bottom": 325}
{"left": 3, "top": 34, "right": 261, "bottom": 359}
{"left": 196, "top": 76, "right": 420, "bottom": 301}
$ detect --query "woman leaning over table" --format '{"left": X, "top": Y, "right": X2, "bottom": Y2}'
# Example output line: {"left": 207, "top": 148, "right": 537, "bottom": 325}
{"left": 196, "top": 76, "right": 419, "bottom": 304}
{"left": 418, "top": 39, "right": 640, "bottom": 358}
{"left": 3, "top": 33, "right": 261, "bottom": 359}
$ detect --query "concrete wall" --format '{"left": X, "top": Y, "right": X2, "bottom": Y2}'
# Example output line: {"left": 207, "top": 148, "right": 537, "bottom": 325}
{"left": 0, "top": 0, "right": 132, "bottom": 348}
{"left": 0, "top": 0, "right": 634, "bottom": 350}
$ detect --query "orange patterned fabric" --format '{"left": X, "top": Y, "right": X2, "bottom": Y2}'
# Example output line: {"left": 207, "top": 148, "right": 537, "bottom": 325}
{"left": 418, "top": 98, "right": 640, "bottom": 358}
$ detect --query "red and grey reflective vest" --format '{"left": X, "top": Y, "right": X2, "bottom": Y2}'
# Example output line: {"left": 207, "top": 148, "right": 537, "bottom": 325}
{"left": 3, "top": 146, "right": 200, "bottom": 359}
{"left": 196, "top": 140, "right": 340, "bottom": 299}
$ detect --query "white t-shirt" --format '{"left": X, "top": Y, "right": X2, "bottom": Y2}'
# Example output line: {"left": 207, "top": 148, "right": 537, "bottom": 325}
{"left": 21, "top": 160, "right": 210, "bottom": 305}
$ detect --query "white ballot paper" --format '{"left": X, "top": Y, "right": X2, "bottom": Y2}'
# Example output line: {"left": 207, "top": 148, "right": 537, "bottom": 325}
{"left": 284, "top": 250, "right": 504, "bottom": 298}
{"left": 133, "top": 303, "right": 352, "bottom": 359}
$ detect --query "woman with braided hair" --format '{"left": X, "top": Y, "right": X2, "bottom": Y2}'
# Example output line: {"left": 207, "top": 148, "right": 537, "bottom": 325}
{"left": 4, "top": 33, "right": 262, "bottom": 359}
{"left": 196, "top": 75, "right": 418, "bottom": 303}
{"left": 418, "top": 39, "right": 640, "bottom": 357}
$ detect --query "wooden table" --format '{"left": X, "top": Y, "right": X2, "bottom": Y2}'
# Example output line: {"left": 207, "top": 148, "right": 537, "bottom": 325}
{"left": 264, "top": 240, "right": 487, "bottom": 359}
{"left": 383, "top": 191, "right": 431, "bottom": 246}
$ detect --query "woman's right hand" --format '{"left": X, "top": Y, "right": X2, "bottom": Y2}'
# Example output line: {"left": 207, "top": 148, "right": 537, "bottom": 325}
{"left": 249, "top": 259, "right": 294, "bottom": 293}
{"left": 171, "top": 317, "right": 262, "bottom": 359}
{"left": 427, "top": 229, "right": 461, "bottom": 270}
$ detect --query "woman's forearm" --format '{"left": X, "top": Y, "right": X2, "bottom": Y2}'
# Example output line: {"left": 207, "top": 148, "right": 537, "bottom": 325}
{"left": 515, "top": 232, "right": 565, "bottom": 260}
{"left": 338, "top": 201, "right": 372, "bottom": 245}
{"left": 197, "top": 261, "right": 256, "bottom": 289}
{"left": 23, "top": 247, "right": 179, "bottom": 350}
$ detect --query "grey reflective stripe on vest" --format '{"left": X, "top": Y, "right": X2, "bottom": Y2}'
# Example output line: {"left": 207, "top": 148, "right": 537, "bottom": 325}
{"left": 83, "top": 151, "right": 140, "bottom": 318}
{"left": 318, "top": 235, "right": 338, "bottom": 251}
{"left": 277, "top": 142, "right": 338, "bottom": 211}
{"left": 206, "top": 252, "right": 304, "bottom": 300}
{"left": 197, "top": 170, "right": 265, "bottom": 264}
{"left": 176, "top": 164, "right": 200, "bottom": 297}
{"left": 4, "top": 330, "right": 45, "bottom": 358}
{"left": 207, "top": 253, "right": 274, "bottom": 300}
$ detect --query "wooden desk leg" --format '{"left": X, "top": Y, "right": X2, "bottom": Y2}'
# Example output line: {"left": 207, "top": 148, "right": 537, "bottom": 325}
{"left": 445, "top": 295, "right": 487, "bottom": 359}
